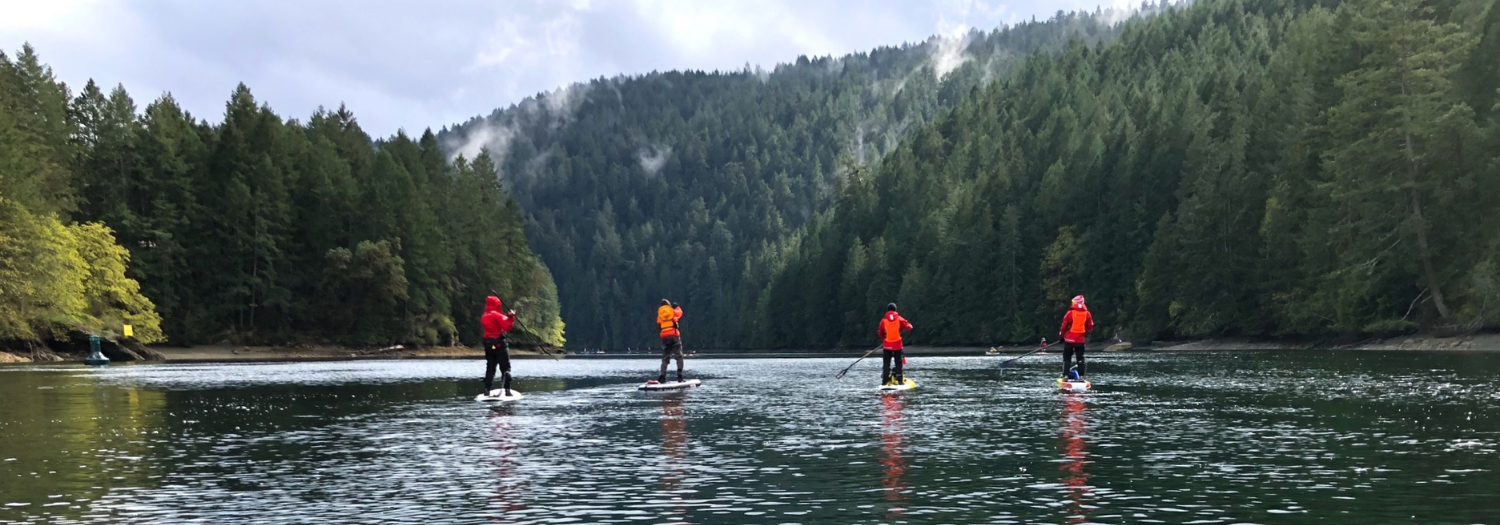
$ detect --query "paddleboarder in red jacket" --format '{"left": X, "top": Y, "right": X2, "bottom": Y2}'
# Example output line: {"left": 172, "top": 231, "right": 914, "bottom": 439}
{"left": 1058, "top": 295, "right": 1094, "bottom": 380}
{"left": 481, "top": 295, "right": 517, "bottom": 395}
{"left": 878, "top": 303, "right": 914, "bottom": 385}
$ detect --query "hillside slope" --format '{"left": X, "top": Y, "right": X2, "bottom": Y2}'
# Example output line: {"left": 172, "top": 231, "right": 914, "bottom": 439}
{"left": 439, "top": 10, "right": 1143, "bottom": 348}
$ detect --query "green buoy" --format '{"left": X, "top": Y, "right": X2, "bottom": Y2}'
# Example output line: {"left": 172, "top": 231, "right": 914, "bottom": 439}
{"left": 84, "top": 335, "right": 109, "bottom": 366}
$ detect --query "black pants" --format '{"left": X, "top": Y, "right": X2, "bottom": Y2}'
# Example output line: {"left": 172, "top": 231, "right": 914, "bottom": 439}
{"left": 484, "top": 337, "right": 512, "bottom": 393}
{"left": 659, "top": 336, "right": 684, "bottom": 380}
{"left": 1063, "top": 343, "right": 1086, "bottom": 378}
{"left": 881, "top": 349, "right": 905, "bottom": 385}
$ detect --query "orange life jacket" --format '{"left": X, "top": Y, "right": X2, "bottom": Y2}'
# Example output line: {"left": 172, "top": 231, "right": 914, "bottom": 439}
{"left": 1067, "top": 310, "right": 1089, "bottom": 335}
{"left": 882, "top": 317, "right": 903, "bottom": 343}
{"left": 658, "top": 305, "right": 683, "bottom": 337}
{"left": 1061, "top": 308, "right": 1093, "bottom": 344}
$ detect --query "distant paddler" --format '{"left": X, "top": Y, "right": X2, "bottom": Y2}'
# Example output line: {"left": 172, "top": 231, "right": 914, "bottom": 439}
{"left": 1058, "top": 295, "right": 1094, "bottom": 381}
{"left": 655, "top": 299, "right": 687, "bottom": 384}
{"left": 878, "top": 303, "right": 914, "bottom": 386}
{"left": 481, "top": 295, "right": 518, "bottom": 396}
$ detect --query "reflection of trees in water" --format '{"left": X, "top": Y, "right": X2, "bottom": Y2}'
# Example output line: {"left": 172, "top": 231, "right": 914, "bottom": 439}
{"left": 487, "top": 405, "right": 526, "bottom": 521}
{"left": 659, "top": 393, "right": 689, "bottom": 523}
{"left": 879, "top": 394, "right": 907, "bottom": 518}
{"left": 1059, "top": 394, "right": 1092, "bottom": 524}
{"left": 0, "top": 372, "right": 165, "bottom": 522}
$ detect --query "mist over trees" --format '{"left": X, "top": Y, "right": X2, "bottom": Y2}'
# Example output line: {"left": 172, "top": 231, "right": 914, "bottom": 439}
{"left": 755, "top": 0, "right": 1500, "bottom": 347}
{"left": 449, "top": 0, "right": 1498, "bottom": 349}
{"left": 440, "top": 10, "right": 1137, "bottom": 349}
{"left": 1, "top": 45, "right": 564, "bottom": 349}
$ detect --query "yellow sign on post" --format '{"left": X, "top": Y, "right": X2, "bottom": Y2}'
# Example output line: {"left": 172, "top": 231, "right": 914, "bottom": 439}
{"left": 123, "top": 324, "right": 134, "bottom": 337}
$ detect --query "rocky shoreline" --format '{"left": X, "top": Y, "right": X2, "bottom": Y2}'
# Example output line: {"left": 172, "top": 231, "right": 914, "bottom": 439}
{"left": 0, "top": 344, "right": 554, "bottom": 364}
{"left": 1147, "top": 333, "right": 1500, "bottom": 352}
{"left": 3, "top": 333, "right": 1497, "bottom": 364}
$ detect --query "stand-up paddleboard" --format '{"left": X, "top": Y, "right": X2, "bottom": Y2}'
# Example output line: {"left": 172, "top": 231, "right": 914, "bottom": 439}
{"left": 475, "top": 389, "right": 525, "bottom": 402}
{"left": 639, "top": 379, "right": 702, "bottom": 391}
{"left": 879, "top": 378, "right": 917, "bottom": 391}
{"left": 1056, "top": 377, "right": 1091, "bottom": 393}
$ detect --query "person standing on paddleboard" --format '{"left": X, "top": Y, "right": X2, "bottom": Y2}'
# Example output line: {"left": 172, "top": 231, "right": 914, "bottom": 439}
{"left": 1058, "top": 295, "right": 1094, "bottom": 380}
{"left": 656, "top": 299, "right": 686, "bottom": 383}
{"left": 481, "top": 295, "right": 518, "bottom": 396}
{"left": 878, "top": 303, "right": 914, "bottom": 386}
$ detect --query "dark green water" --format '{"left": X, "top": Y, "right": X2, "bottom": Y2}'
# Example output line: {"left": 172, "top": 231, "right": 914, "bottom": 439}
{"left": 1, "top": 351, "right": 1497, "bottom": 524}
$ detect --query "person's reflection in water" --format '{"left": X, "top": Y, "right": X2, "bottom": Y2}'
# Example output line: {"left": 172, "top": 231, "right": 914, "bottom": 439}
{"left": 660, "top": 393, "right": 690, "bottom": 523}
{"left": 487, "top": 404, "right": 526, "bottom": 522}
{"left": 879, "top": 394, "right": 908, "bottom": 519}
{"left": 1059, "top": 393, "right": 1093, "bottom": 524}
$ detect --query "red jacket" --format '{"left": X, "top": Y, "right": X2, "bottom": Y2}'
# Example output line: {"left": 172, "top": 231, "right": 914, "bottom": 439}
{"left": 1059, "top": 305, "right": 1093, "bottom": 344}
{"left": 481, "top": 296, "right": 515, "bottom": 338}
{"left": 878, "top": 311, "right": 913, "bottom": 350}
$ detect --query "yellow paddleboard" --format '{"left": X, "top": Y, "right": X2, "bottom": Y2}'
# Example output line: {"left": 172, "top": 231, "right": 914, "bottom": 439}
{"left": 879, "top": 378, "right": 917, "bottom": 391}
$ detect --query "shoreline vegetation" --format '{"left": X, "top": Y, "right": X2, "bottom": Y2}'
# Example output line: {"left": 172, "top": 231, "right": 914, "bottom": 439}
{"left": 1, "top": 44, "right": 565, "bottom": 357}
{"left": 3, "top": 333, "right": 1496, "bottom": 364}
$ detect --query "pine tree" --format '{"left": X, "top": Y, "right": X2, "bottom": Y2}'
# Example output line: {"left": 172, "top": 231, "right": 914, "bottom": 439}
{"left": 1322, "top": 0, "right": 1479, "bottom": 328}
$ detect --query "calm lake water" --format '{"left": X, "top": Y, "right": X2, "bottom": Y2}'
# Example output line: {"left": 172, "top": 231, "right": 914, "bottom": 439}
{"left": 1, "top": 351, "right": 1497, "bottom": 524}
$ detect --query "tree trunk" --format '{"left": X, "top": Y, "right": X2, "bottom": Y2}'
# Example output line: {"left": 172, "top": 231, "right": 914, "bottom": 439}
{"left": 1399, "top": 56, "right": 1452, "bottom": 322}
{"left": 1405, "top": 142, "right": 1452, "bottom": 321}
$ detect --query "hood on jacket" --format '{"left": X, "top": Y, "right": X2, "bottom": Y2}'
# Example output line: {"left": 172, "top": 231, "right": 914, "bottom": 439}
{"left": 885, "top": 311, "right": 900, "bottom": 321}
{"left": 486, "top": 295, "right": 503, "bottom": 312}
{"left": 1071, "top": 295, "right": 1087, "bottom": 310}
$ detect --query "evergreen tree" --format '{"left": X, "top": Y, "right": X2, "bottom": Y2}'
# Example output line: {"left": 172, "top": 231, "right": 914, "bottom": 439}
{"left": 1321, "top": 0, "right": 1480, "bottom": 329}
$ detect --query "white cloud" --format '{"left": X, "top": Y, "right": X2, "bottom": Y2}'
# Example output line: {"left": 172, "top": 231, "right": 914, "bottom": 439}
{"left": 632, "top": 0, "right": 843, "bottom": 63}
{"left": 2, "top": 0, "right": 1094, "bottom": 137}
{"left": 0, "top": 0, "right": 102, "bottom": 32}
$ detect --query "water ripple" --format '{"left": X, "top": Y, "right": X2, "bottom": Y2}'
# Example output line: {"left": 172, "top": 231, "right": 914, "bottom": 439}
{"left": 2, "top": 351, "right": 1498, "bottom": 523}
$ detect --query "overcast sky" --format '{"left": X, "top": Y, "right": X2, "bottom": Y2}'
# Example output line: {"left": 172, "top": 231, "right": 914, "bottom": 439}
{"left": 2, "top": 0, "right": 1124, "bottom": 137}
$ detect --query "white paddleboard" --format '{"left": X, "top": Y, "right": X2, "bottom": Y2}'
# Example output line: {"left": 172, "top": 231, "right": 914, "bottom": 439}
{"left": 638, "top": 379, "right": 702, "bottom": 391}
{"left": 475, "top": 389, "right": 525, "bottom": 402}
{"left": 1056, "top": 378, "right": 1091, "bottom": 393}
{"left": 878, "top": 378, "right": 917, "bottom": 391}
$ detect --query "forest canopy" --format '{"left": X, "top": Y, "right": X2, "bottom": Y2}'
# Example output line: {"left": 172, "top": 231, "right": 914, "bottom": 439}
{"left": 1, "top": 45, "right": 564, "bottom": 349}
{"left": 447, "top": 0, "right": 1499, "bottom": 349}
{"left": 751, "top": 0, "right": 1500, "bottom": 347}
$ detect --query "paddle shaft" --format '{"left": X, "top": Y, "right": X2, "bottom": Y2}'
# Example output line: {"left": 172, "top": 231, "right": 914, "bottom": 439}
{"left": 489, "top": 291, "right": 562, "bottom": 360}
{"left": 1000, "top": 339, "right": 1049, "bottom": 368}
{"left": 835, "top": 346, "right": 882, "bottom": 379}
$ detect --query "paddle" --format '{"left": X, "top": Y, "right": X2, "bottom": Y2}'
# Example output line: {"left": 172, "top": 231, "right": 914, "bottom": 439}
{"left": 999, "top": 338, "right": 1049, "bottom": 369}
{"left": 489, "top": 291, "right": 563, "bottom": 361}
{"left": 835, "top": 345, "right": 883, "bottom": 379}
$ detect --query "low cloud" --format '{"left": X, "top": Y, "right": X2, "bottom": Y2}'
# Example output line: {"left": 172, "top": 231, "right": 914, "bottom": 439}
{"left": 449, "top": 120, "right": 519, "bottom": 165}
{"left": 3, "top": 0, "right": 1100, "bottom": 138}
{"left": 638, "top": 144, "right": 672, "bottom": 176}
{"left": 930, "top": 32, "right": 973, "bottom": 78}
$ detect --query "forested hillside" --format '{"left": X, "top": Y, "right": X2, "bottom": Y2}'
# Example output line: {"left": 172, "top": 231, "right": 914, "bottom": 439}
{"left": 440, "top": 10, "right": 1141, "bottom": 349}
{"left": 1, "top": 45, "right": 564, "bottom": 349}
{"left": 754, "top": 0, "right": 1500, "bottom": 347}
{"left": 8, "top": 0, "right": 1491, "bottom": 352}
